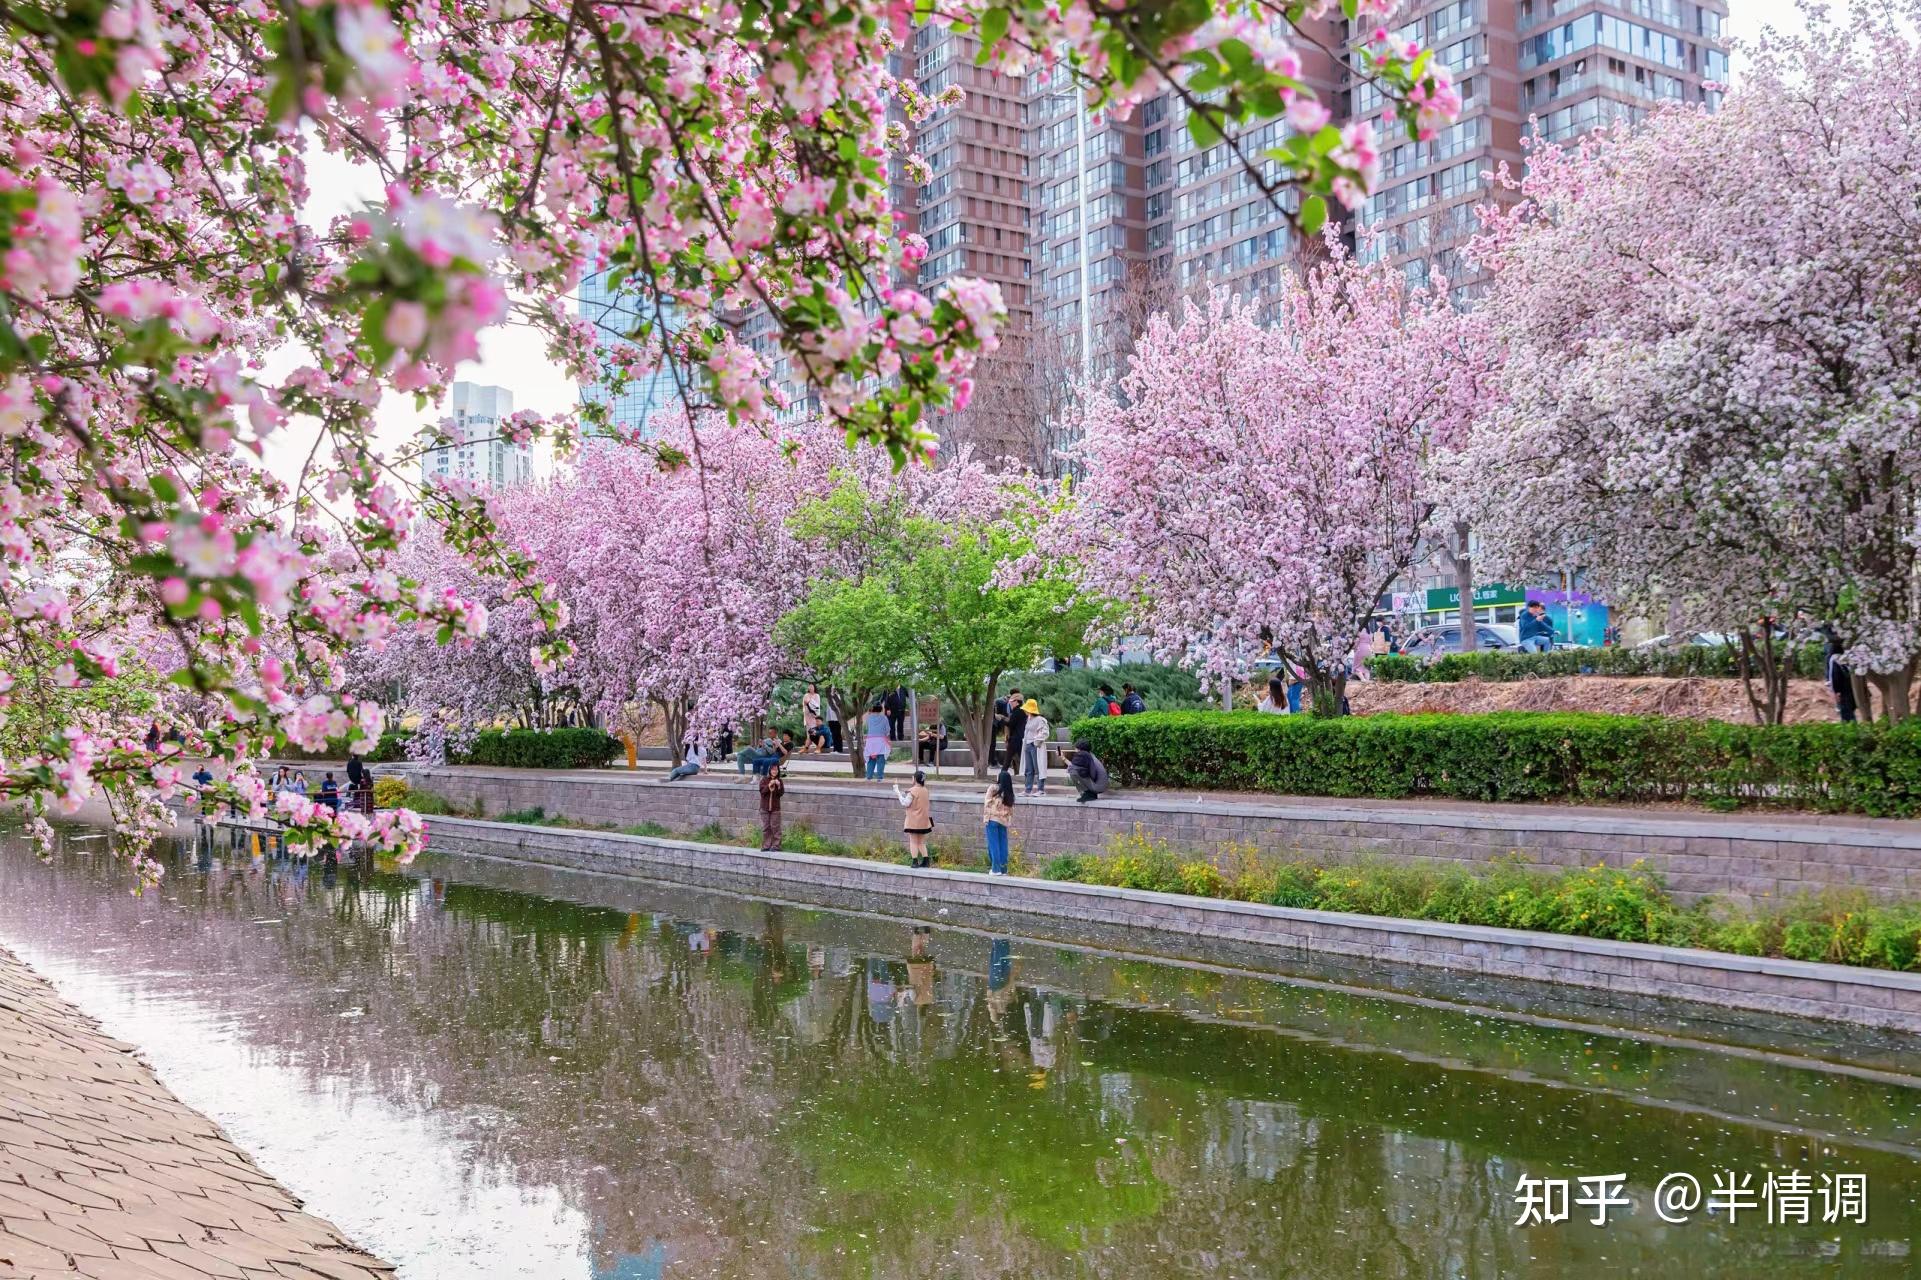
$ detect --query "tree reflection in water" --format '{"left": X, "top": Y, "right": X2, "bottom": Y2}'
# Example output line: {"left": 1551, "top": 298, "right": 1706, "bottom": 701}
{"left": 0, "top": 831, "right": 1917, "bottom": 1280}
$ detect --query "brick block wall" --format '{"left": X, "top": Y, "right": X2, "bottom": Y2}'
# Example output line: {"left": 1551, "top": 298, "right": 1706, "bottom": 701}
{"left": 425, "top": 816, "right": 1921, "bottom": 1035}
{"left": 400, "top": 766, "right": 1921, "bottom": 905}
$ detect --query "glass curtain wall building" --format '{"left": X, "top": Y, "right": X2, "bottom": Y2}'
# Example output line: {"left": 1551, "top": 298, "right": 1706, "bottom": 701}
{"left": 578, "top": 270, "right": 679, "bottom": 440}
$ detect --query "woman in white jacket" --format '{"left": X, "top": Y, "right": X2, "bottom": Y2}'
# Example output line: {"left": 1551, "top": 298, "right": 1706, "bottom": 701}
{"left": 1020, "top": 699, "right": 1051, "bottom": 796}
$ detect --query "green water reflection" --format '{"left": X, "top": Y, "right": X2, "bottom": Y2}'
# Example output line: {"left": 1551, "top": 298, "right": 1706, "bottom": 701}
{"left": 0, "top": 831, "right": 1917, "bottom": 1278}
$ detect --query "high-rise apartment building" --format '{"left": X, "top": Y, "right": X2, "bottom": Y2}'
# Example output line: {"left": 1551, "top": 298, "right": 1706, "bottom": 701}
{"left": 578, "top": 270, "right": 679, "bottom": 438}
{"left": 421, "top": 382, "right": 534, "bottom": 489}
{"left": 656, "top": 4, "right": 1726, "bottom": 460}
{"left": 909, "top": 25, "right": 1035, "bottom": 329}
{"left": 1359, "top": 0, "right": 1727, "bottom": 291}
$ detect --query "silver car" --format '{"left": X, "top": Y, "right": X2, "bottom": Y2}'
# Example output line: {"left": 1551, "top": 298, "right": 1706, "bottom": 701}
{"left": 1399, "top": 623, "right": 1520, "bottom": 660}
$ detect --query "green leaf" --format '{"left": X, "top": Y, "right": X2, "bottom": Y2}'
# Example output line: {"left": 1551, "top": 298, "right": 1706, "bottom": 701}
{"left": 979, "top": 7, "right": 1009, "bottom": 51}
{"left": 1300, "top": 194, "right": 1327, "bottom": 237}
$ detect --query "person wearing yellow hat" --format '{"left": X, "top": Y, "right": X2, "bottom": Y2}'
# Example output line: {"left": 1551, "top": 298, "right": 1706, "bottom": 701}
{"left": 1020, "top": 698, "right": 1051, "bottom": 796}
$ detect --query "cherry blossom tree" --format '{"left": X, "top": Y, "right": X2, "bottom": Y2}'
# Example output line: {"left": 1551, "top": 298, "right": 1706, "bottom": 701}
{"left": 1055, "top": 259, "right": 1492, "bottom": 714}
{"left": 1455, "top": 0, "right": 1921, "bottom": 721}
{"left": 528, "top": 419, "right": 797, "bottom": 761}
{"left": 0, "top": 0, "right": 1457, "bottom": 868}
{"left": 347, "top": 504, "right": 580, "bottom": 759}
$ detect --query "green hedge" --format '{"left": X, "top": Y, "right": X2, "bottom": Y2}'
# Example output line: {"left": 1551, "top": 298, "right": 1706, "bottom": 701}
{"left": 946, "top": 662, "right": 1213, "bottom": 728}
{"left": 354, "top": 727, "right": 619, "bottom": 768}
{"left": 1068, "top": 710, "right": 1921, "bottom": 817}
{"left": 1038, "top": 832, "right": 1921, "bottom": 971}
{"left": 458, "top": 727, "right": 622, "bottom": 769}
{"left": 367, "top": 730, "right": 411, "bottom": 763}
{"left": 1367, "top": 643, "right": 1825, "bottom": 684}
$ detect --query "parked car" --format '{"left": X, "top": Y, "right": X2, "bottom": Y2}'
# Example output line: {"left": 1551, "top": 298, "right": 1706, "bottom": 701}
{"left": 1635, "top": 628, "right": 1791, "bottom": 651}
{"left": 1399, "top": 623, "right": 1520, "bottom": 660}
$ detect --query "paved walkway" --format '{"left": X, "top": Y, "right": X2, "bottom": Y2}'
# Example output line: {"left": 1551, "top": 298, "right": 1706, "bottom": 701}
{"left": 0, "top": 948, "right": 392, "bottom": 1280}
{"left": 370, "top": 758, "right": 1921, "bottom": 842}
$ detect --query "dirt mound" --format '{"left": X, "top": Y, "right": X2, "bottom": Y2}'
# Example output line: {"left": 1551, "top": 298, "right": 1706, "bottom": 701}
{"left": 1350, "top": 676, "right": 1839, "bottom": 724}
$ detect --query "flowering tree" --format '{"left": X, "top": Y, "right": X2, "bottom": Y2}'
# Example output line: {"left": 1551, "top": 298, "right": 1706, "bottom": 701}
{"left": 1455, "top": 2, "right": 1921, "bottom": 721}
{"left": 0, "top": 0, "right": 1456, "bottom": 868}
{"left": 529, "top": 420, "right": 805, "bottom": 762}
{"left": 346, "top": 505, "right": 582, "bottom": 759}
{"left": 1057, "top": 263, "right": 1491, "bottom": 714}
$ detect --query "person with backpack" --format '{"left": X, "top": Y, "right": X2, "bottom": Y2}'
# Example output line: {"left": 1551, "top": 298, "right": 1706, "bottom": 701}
{"left": 1088, "top": 683, "right": 1120, "bottom": 718}
{"left": 1120, "top": 683, "right": 1146, "bottom": 714}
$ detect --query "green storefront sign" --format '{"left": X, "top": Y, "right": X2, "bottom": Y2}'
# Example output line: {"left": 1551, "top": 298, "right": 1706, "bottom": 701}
{"left": 1423, "top": 583, "right": 1526, "bottom": 612}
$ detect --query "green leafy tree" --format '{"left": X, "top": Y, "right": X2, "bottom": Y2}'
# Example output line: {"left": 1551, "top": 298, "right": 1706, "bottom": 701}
{"left": 783, "top": 476, "right": 1110, "bottom": 778}
{"left": 890, "top": 519, "right": 1108, "bottom": 778}
{"left": 780, "top": 474, "right": 924, "bottom": 776}
{"left": 0, "top": 639, "right": 162, "bottom": 761}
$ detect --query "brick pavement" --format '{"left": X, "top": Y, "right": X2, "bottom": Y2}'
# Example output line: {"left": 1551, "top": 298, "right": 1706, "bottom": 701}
{"left": 0, "top": 947, "right": 392, "bottom": 1280}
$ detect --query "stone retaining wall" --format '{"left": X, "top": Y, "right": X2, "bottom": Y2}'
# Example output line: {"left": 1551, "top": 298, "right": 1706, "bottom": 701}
{"left": 402, "top": 766, "right": 1921, "bottom": 904}
{"left": 423, "top": 815, "right": 1921, "bottom": 1034}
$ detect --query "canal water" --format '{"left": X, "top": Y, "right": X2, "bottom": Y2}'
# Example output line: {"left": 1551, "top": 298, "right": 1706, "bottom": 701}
{"left": 1, "top": 831, "right": 1918, "bottom": 1279}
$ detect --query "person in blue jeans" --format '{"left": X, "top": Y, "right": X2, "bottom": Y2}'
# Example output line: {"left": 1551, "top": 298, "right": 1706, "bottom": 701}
{"left": 666, "top": 742, "right": 705, "bottom": 781}
{"left": 863, "top": 703, "right": 891, "bottom": 779}
{"left": 982, "top": 767, "right": 1015, "bottom": 875}
{"left": 736, "top": 735, "right": 784, "bottom": 776}
{"left": 1517, "top": 600, "right": 1556, "bottom": 653}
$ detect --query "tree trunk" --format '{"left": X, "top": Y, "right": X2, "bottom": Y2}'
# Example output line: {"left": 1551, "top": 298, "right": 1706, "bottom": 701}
{"left": 954, "top": 681, "right": 998, "bottom": 780}
{"left": 828, "top": 689, "right": 870, "bottom": 777}
{"left": 1851, "top": 671, "right": 1875, "bottom": 723}
{"left": 1872, "top": 662, "right": 1915, "bottom": 724}
{"left": 1735, "top": 624, "right": 1788, "bottom": 726}
{"left": 1450, "top": 520, "right": 1477, "bottom": 652}
{"left": 1307, "top": 668, "right": 1349, "bottom": 717}
{"left": 657, "top": 698, "right": 689, "bottom": 766}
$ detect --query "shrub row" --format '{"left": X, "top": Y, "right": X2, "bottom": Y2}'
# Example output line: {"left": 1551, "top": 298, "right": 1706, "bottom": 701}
{"left": 360, "top": 727, "right": 620, "bottom": 768}
{"left": 944, "top": 662, "right": 1212, "bottom": 728}
{"left": 1068, "top": 710, "right": 1921, "bottom": 817}
{"left": 1040, "top": 830, "right": 1921, "bottom": 970}
{"left": 1367, "top": 643, "right": 1825, "bottom": 684}
{"left": 458, "top": 727, "right": 623, "bottom": 769}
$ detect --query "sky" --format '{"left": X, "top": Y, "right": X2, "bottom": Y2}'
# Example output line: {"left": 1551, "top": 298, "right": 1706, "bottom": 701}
{"left": 264, "top": 0, "right": 1824, "bottom": 489}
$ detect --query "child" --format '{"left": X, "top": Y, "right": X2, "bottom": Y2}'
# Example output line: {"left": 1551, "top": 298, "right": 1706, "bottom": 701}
{"left": 983, "top": 767, "right": 1015, "bottom": 875}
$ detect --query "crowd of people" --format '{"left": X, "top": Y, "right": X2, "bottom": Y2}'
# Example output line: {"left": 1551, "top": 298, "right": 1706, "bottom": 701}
{"left": 654, "top": 676, "right": 1131, "bottom": 875}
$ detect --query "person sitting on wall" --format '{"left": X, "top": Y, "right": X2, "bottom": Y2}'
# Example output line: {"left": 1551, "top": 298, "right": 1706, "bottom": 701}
{"left": 666, "top": 741, "right": 706, "bottom": 782}
{"left": 736, "top": 735, "right": 784, "bottom": 777}
{"left": 917, "top": 722, "right": 948, "bottom": 765}
{"left": 1517, "top": 600, "right": 1556, "bottom": 653}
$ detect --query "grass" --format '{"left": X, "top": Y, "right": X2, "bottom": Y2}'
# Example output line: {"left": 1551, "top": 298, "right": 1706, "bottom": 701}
{"left": 396, "top": 784, "right": 1921, "bottom": 973}
{"left": 1039, "top": 827, "right": 1921, "bottom": 972}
